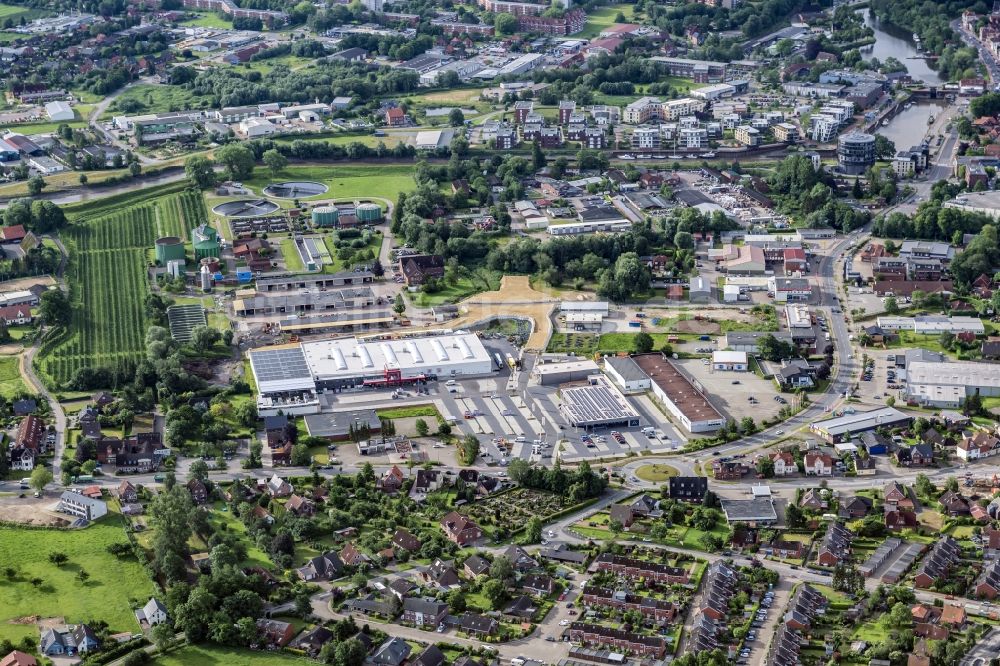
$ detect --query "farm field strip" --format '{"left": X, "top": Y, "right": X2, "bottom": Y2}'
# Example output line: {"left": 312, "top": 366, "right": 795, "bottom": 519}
{"left": 38, "top": 191, "right": 204, "bottom": 385}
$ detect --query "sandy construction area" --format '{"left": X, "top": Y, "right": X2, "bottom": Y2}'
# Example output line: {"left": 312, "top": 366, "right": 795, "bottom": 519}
{"left": 447, "top": 276, "right": 558, "bottom": 351}
{"left": 0, "top": 495, "right": 71, "bottom": 526}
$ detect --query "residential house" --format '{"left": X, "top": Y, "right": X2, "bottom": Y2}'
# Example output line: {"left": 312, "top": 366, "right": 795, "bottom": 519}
{"left": 0, "top": 651, "right": 37, "bottom": 666}
{"left": 975, "top": 559, "right": 1000, "bottom": 599}
{"left": 938, "top": 490, "right": 971, "bottom": 516}
{"left": 463, "top": 554, "right": 490, "bottom": 578}
{"left": 609, "top": 504, "right": 637, "bottom": 529}
{"left": 503, "top": 545, "right": 539, "bottom": 571}
{"left": 402, "top": 598, "right": 448, "bottom": 628}
{"left": 567, "top": 623, "right": 667, "bottom": 658}
{"left": 117, "top": 480, "right": 138, "bottom": 503}
{"left": 591, "top": 553, "right": 690, "bottom": 584}
{"left": 186, "top": 479, "right": 208, "bottom": 505}
{"left": 422, "top": 558, "right": 460, "bottom": 588}
{"left": 913, "top": 536, "right": 960, "bottom": 588}
{"left": 460, "top": 614, "right": 499, "bottom": 636}
{"left": 392, "top": 528, "right": 422, "bottom": 553}
{"left": 817, "top": 522, "right": 853, "bottom": 566}
{"left": 16, "top": 415, "right": 44, "bottom": 452}
{"left": 286, "top": 494, "right": 316, "bottom": 517}
{"left": 839, "top": 495, "right": 872, "bottom": 519}
{"left": 8, "top": 447, "right": 34, "bottom": 472}
{"left": 521, "top": 573, "right": 556, "bottom": 596}
{"left": 413, "top": 646, "right": 446, "bottom": 666}
{"left": 884, "top": 507, "right": 918, "bottom": 531}
{"left": 399, "top": 254, "right": 445, "bottom": 287}
{"left": 372, "top": 637, "right": 411, "bottom": 666}
{"left": 256, "top": 618, "right": 296, "bottom": 647}
{"left": 771, "top": 451, "right": 797, "bottom": 476}
{"left": 804, "top": 452, "right": 834, "bottom": 476}
{"left": 378, "top": 465, "right": 406, "bottom": 493}
{"left": 668, "top": 476, "right": 708, "bottom": 501}
{"left": 940, "top": 604, "right": 967, "bottom": 628}
{"left": 883, "top": 481, "right": 914, "bottom": 508}
{"left": 290, "top": 626, "right": 334, "bottom": 657}
{"left": 440, "top": 511, "right": 482, "bottom": 545}
{"left": 267, "top": 473, "right": 293, "bottom": 497}
{"left": 800, "top": 488, "right": 825, "bottom": 511}
{"left": 135, "top": 598, "right": 168, "bottom": 627}
{"left": 580, "top": 586, "right": 678, "bottom": 623}
{"left": 296, "top": 551, "right": 344, "bottom": 581}
{"left": 57, "top": 491, "right": 107, "bottom": 521}
{"left": 340, "top": 542, "right": 369, "bottom": 568}
{"left": 503, "top": 595, "right": 538, "bottom": 621}
{"left": 40, "top": 625, "right": 101, "bottom": 657}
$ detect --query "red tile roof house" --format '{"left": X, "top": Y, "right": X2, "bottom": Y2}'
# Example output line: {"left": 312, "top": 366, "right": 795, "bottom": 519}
{"left": 398, "top": 254, "right": 445, "bottom": 286}
{"left": 385, "top": 107, "right": 406, "bottom": 126}
{"left": 16, "top": 415, "right": 45, "bottom": 451}
{"left": 1, "top": 225, "right": 26, "bottom": 243}
{"left": 440, "top": 511, "right": 482, "bottom": 546}
{"left": 0, "top": 305, "right": 32, "bottom": 326}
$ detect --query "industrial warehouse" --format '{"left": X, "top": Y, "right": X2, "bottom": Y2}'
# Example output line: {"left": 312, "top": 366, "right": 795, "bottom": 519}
{"left": 559, "top": 375, "right": 641, "bottom": 429}
{"left": 248, "top": 332, "right": 495, "bottom": 414}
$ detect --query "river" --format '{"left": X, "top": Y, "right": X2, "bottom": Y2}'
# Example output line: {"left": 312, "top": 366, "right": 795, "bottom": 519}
{"left": 858, "top": 7, "right": 943, "bottom": 86}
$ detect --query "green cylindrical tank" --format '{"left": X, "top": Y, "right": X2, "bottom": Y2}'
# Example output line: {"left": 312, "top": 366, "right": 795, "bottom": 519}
{"left": 311, "top": 205, "right": 339, "bottom": 227}
{"left": 192, "top": 223, "right": 220, "bottom": 261}
{"left": 356, "top": 202, "right": 383, "bottom": 223}
{"left": 155, "top": 236, "right": 185, "bottom": 264}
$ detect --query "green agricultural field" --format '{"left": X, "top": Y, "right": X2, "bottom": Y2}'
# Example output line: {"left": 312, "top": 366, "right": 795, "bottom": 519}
{"left": 37, "top": 191, "right": 208, "bottom": 386}
{"left": 245, "top": 165, "right": 417, "bottom": 203}
{"left": 154, "top": 190, "right": 206, "bottom": 241}
{"left": 0, "top": 518, "right": 155, "bottom": 644}
{"left": 578, "top": 4, "right": 636, "bottom": 39}
{"left": 154, "top": 644, "right": 316, "bottom": 665}
{"left": 0, "top": 356, "right": 27, "bottom": 398}
{"left": 0, "top": 119, "right": 87, "bottom": 134}
{"left": 104, "top": 84, "right": 212, "bottom": 118}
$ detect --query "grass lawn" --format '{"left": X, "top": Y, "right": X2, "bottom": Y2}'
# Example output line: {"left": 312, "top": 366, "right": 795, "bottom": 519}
{"left": 405, "top": 87, "right": 488, "bottom": 105}
{"left": 179, "top": 10, "right": 233, "bottom": 28}
{"left": 410, "top": 268, "right": 501, "bottom": 307}
{"left": 596, "top": 332, "right": 674, "bottom": 354}
{"left": 0, "top": 518, "right": 155, "bottom": 644}
{"left": 279, "top": 238, "right": 305, "bottom": 272}
{"left": 206, "top": 502, "right": 272, "bottom": 568}
{"left": 0, "top": 355, "right": 28, "bottom": 398}
{"left": 103, "top": 84, "right": 212, "bottom": 118}
{"left": 634, "top": 464, "right": 678, "bottom": 482}
{"left": 153, "top": 645, "right": 316, "bottom": 666}
{"left": 0, "top": 119, "right": 88, "bottom": 135}
{"left": 377, "top": 405, "right": 441, "bottom": 420}
{"left": 0, "top": 31, "right": 23, "bottom": 43}
{"left": 578, "top": 4, "right": 636, "bottom": 39}
{"left": 245, "top": 165, "right": 416, "bottom": 203}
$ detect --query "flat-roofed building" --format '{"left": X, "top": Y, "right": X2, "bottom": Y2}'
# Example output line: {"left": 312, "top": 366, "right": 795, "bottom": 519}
{"left": 532, "top": 359, "right": 600, "bottom": 386}
{"left": 809, "top": 407, "right": 912, "bottom": 443}
{"left": 906, "top": 360, "right": 1000, "bottom": 407}
{"left": 604, "top": 356, "right": 652, "bottom": 393}
{"left": 559, "top": 376, "right": 641, "bottom": 429}
{"left": 633, "top": 354, "right": 725, "bottom": 433}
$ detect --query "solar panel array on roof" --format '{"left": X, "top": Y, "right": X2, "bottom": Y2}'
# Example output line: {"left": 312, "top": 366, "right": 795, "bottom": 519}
{"left": 561, "top": 378, "right": 640, "bottom": 427}
{"left": 249, "top": 345, "right": 314, "bottom": 393}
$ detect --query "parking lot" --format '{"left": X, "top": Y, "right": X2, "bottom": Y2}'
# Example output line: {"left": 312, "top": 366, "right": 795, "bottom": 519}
{"left": 672, "top": 358, "right": 784, "bottom": 423}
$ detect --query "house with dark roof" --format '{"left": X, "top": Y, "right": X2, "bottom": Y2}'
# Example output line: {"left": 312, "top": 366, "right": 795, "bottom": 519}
{"left": 581, "top": 586, "right": 678, "bottom": 623}
{"left": 668, "top": 476, "right": 708, "bottom": 502}
{"left": 502, "top": 595, "right": 538, "bottom": 621}
{"left": 372, "top": 637, "right": 411, "bottom": 666}
{"left": 817, "top": 522, "right": 853, "bottom": 566}
{"left": 463, "top": 554, "right": 490, "bottom": 578}
{"left": 976, "top": 559, "right": 1000, "bottom": 599}
{"left": 402, "top": 597, "right": 448, "bottom": 628}
{"left": 539, "top": 544, "right": 589, "bottom": 564}
{"left": 938, "top": 490, "right": 971, "bottom": 516}
{"left": 609, "top": 504, "right": 637, "bottom": 529}
{"left": 412, "top": 646, "right": 445, "bottom": 666}
{"left": 460, "top": 613, "right": 499, "bottom": 636}
{"left": 398, "top": 254, "right": 445, "bottom": 286}
{"left": 521, "top": 573, "right": 556, "bottom": 596}
{"left": 186, "top": 479, "right": 208, "bottom": 504}
{"left": 884, "top": 507, "right": 918, "bottom": 530}
{"left": 290, "top": 626, "right": 335, "bottom": 656}
{"left": 421, "top": 558, "right": 460, "bottom": 588}
{"left": 839, "top": 495, "right": 872, "bottom": 519}
{"left": 914, "top": 536, "right": 960, "bottom": 588}
{"left": 296, "top": 551, "right": 344, "bottom": 581}
{"left": 591, "top": 553, "right": 690, "bottom": 584}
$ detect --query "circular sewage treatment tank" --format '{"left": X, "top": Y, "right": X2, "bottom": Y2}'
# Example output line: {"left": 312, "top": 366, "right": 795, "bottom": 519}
{"left": 262, "top": 181, "right": 329, "bottom": 199}
{"left": 211, "top": 199, "right": 280, "bottom": 218}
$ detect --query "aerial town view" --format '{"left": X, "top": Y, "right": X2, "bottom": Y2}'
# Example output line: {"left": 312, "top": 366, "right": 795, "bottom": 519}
{"left": 9, "top": 0, "right": 1000, "bottom": 665}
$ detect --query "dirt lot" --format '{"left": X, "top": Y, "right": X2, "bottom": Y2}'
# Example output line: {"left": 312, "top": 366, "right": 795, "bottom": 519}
{"left": 0, "top": 275, "right": 56, "bottom": 292}
{"left": 673, "top": 358, "right": 784, "bottom": 423}
{"left": 676, "top": 319, "right": 721, "bottom": 334}
{"left": 0, "top": 495, "right": 71, "bottom": 526}
{"left": 446, "top": 276, "right": 558, "bottom": 351}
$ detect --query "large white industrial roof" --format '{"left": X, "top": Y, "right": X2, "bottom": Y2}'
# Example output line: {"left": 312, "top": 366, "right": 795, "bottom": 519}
{"left": 302, "top": 332, "right": 491, "bottom": 380}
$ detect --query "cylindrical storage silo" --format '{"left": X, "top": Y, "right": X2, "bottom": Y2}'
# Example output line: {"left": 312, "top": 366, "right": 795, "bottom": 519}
{"left": 155, "top": 236, "right": 186, "bottom": 264}
{"left": 311, "top": 205, "right": 340, "bottom": 227}
{"left": 356, "top": 202, "right": 383, "bottom": 223}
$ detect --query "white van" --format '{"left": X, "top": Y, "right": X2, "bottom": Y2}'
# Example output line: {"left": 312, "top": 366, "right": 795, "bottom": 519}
{"left": 514, "top": 436, "right": 527, "bottom": 443}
